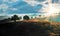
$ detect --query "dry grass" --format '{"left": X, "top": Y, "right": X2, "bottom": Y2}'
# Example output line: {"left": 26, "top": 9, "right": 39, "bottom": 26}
{"left": 0, "top": 19, "right": 60, "bottom": 36}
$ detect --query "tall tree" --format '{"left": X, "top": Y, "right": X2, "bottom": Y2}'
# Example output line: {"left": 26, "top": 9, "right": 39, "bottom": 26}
{"left": 11, "top": 15, "right": 19, "bottom": 22}
{"left": 23, "top": 15, "right": 30, "bottom": 20}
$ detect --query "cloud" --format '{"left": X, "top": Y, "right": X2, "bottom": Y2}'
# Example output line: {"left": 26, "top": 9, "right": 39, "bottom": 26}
{"left": 23, "top": 0, "right": 48, "bottom": 6}
{"left": 0, "top": 4, "right": 9, "bottom": 14}
{"left": 3, "top": 0, "right": 19, "bottom": 3}
{"left": 23, "top": 0, "right": 49, "bottom": 13}
{"left": 11, "top": 0, "right": 18, "bottom": 2}
{"left": 52, "top": 0, "right": 60, "bottom": 3}
{"left": 3, "top": 0, "right": 8, "bottom": 2}
{"left": 0, "top": 4, "right": 8, "bottom": 9}
{"left": 38, "top": 0, "right": 60, "bottom": 13}
{"left": 10, "top": 8, "right": 18, "bottom": 11}
{"left": 23, "top": 0, "right": 40, "bottom": 6}
{"left": 38, "top": 0, "right": 48, "bottom": 13}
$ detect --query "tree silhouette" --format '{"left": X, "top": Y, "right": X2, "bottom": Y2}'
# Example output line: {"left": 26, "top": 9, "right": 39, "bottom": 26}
{"left": 23, "top": 15, "right": 30, "bottom": 20}
{"left": 39, "top": 15, "right": 41, "bottom": 17}
{"left": 20, "top": 16, "right": 22, "bottom": 20}
{"left": 11, "top": 15, "right": 19, "bottom": 22}
{"left": 31, "top": 16, "right": 33, "bottom": 19}
{"left": 7, "top": 18, "right": 11, "bottom": 21}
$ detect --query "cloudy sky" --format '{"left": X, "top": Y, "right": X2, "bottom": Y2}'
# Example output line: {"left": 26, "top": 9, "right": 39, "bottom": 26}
{"left": 0, "top": 0, "right": 43, "bottom": 15}
{"left": 0, "top": 0, "right": 60, "bottom": 15}
{"left": 0, "top": 0, "right": 60, "bottom": 21}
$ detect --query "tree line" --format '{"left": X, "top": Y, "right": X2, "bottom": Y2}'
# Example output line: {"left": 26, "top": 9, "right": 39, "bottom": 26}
{"left": 8, "top": 15, "right": 30, "bottom": 22}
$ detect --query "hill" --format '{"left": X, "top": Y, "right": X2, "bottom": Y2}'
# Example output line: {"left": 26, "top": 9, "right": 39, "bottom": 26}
{"left": 0, "top": 19, "right": 60, "bottom": 36}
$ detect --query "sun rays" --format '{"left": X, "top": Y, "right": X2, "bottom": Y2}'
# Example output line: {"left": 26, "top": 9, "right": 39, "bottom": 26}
{"left": 41, "top": 0, "right": 60, "bottom": 17}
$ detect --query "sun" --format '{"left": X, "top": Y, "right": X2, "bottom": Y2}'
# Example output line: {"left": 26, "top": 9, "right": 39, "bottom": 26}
{"left": 44, "top": 4, "right": 60, "bottom": 17}
{"left": 43, "top": 0, "right": 60, "bottom": 17}
{"left": 38, "top": 0, "right": 60, "bottom": 18}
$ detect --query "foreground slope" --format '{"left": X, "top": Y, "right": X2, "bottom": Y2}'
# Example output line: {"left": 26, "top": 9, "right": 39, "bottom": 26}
{"left": 0, "top": 19, "right": 60, "bottom": 36}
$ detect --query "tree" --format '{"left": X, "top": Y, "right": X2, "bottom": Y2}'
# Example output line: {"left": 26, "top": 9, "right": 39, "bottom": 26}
{"left": 11, "top": 15, "right": 19, "bottom": 22}
{"left": 7, "top": 18, "right": 11, "bottom": 21}
{"left": 20, "top": 16, "right": 22, "bottom": 20}
{"left": 8, "top": 18, "right": 11, "bottom": 20}
{"left": 39, "top": 15, "right": 41, "bottom": 17}
{"left": 31, "top": 16, "right": 33, "bottom": 19}
{"left": 35, "top": 16, "right": 37, "bottom": 18}
{"left": 23, "top": 15, "right": 30, "bottom": 20}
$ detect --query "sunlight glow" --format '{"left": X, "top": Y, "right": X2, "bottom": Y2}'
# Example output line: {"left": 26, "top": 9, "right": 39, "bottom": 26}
{"left": 42, "top": 0, "right": 60, "bottom": 17}
{"left": 44, "top": 4, "right": 60, "bottom": 17}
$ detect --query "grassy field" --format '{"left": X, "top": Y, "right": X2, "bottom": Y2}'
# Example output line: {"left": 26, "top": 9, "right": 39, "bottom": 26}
{"left": 0, "top": 20, "right": 60, "bottom": 36}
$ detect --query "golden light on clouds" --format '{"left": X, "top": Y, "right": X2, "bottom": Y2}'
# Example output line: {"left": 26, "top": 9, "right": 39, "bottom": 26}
{"left": 43, "top": 0, "right": 60, "bottom": 17}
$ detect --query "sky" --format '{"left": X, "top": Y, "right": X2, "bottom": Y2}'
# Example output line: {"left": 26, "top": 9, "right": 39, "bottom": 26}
{"left": 0, "top": 0, "right": 43, "bottom": 15}
{"left": 0, "top": 0, "right": 60, "bottom": 22}
{"left": 0, "top": 0, "right": 59, "bottom": 15}
{"left": 0, "top": 0, "right": 45, "bottom": 20}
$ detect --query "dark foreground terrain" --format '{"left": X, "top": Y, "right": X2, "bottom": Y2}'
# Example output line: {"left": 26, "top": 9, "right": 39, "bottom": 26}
{"left": 0, "top": 21, "right": 60, "bottom": 36}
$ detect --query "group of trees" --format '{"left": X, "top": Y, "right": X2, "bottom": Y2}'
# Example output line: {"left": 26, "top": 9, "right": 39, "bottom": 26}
{"left": 11, "top": 15, "right": 30, "bottom": 22}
